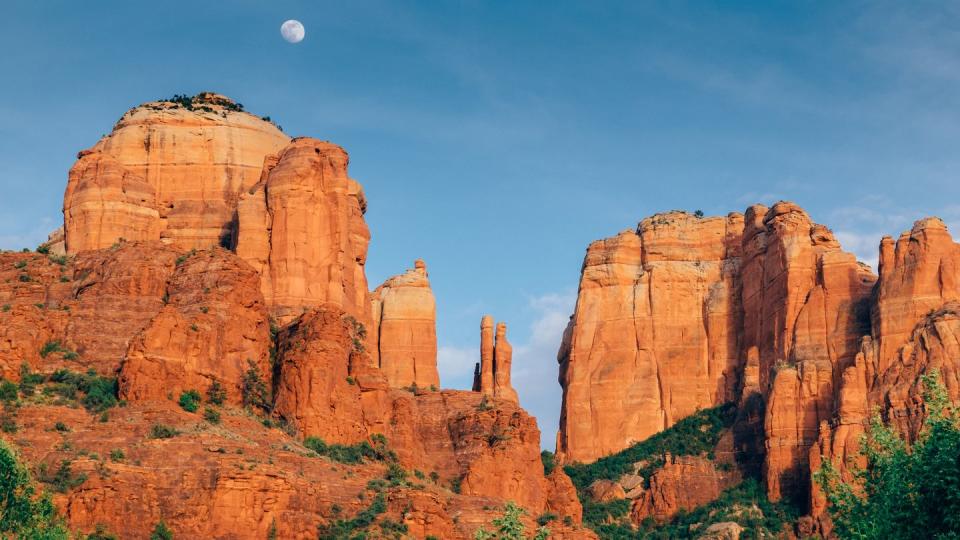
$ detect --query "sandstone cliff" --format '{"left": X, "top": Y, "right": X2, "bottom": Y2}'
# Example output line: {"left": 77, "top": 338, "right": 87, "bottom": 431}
{"left": 558, "top": 202, "right": 960, "bottom": 528}
{"left": 63, "top": 93, "right": 289, "bottom": 253}
{"left": 369, "top": 260, "right": 440, "bottom": 389}
{"left": 234, "top": 138, "right": 371, "bottom": 323}
{"left": 557, "top": 212, "right": 745, "bottom": 463}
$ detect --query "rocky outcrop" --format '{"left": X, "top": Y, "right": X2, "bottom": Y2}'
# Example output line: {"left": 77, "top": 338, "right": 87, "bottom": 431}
{"left": 270, "top": 305, "right": 581, "bottom": 523}
{"left": 63, "top": 152, "right": 161, "bottom": 253}
{"left": 631, "top": 455, "right": 737, "bottom": 522}
{"left": 557, "top": 212, "right": 745, "bottom": 463}
{"left": 119, "top": 248, "right": 271, "bottom": 406}
{"left": 63, "top": 93, "right": 289, "bottom": 253}
{"left": 809, "top": 218, "right": 960, "bottom": 530}
{"left": 472, "top": 316, "right": 518, "bottom": 404}
{"left": 234, "top": 138, "right": 371, "bottom": 323}
{"left": 742, "top": 202, "right": 875, "bottom": 504}
{"left": 370, "top": 260, "right": 440, "bottom": 388}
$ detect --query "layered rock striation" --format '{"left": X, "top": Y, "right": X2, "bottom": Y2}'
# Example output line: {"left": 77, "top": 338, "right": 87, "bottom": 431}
{"left": 557, "top": 212, "right": 745, "bottom": 463}
{"left": 558, "top": 202, "right": 960, "bottom": 522}
{"left": 369, "top": 260, "right": 440, "bottom": 388}
{"left": 234, "top": 138, "right": 371, "bottom": 323}
{"left": 63, "top": 93, "right": 289, "bottom": 253}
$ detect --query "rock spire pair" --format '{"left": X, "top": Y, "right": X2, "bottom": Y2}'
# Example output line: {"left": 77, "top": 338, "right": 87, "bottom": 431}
{"left": 472, "top": 315, "right": 518, "bottom": 403}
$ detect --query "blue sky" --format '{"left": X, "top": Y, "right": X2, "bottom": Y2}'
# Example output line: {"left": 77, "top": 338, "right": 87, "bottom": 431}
{"left": 2, "top": 1, "right": 959, "bottom": 449}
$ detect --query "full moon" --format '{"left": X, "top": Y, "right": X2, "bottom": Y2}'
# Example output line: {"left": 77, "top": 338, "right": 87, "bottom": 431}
{"left": 281, "top": 20, "right": 305, "bottom": 43}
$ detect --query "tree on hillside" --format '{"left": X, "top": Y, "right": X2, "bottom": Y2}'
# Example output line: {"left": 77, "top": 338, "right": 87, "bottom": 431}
{"left": 0, "top": 439, "right": 69, "bottom": 539}
{"left": 816, "top": 371, "right": 960, "bottom": 540}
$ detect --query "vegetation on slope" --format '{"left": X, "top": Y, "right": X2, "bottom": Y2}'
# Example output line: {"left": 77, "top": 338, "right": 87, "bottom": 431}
{"left": 816, "top": 371, "right": 960, "bottom": 540}
{"left": 564, "top": 403, "right": 797, "bottom": 538}
{"left": 0, "top": 439, "right": 70, "bottom": 539}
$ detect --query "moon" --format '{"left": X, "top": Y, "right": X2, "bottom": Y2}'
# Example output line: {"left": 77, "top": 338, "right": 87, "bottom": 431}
{"left": 281, "top": 20, "right": 305, "bottom": 44}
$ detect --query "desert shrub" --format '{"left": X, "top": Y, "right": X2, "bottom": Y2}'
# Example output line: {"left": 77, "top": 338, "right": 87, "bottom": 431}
{"left": 46, "top": 369, "right": 118, "bottom": 412}
{"left": 150, "top": 520, "right": 173, "bottom": 540}
{"left": 14, "top": 260, "right": 26, "bottom": 269}
{"left": 475, "top": 501, "right": 549, "bottom": 540}
{"left": 54, "top": 421, "right": 69, "bottom": 432}
{"left": 305, "top": 437, "right": 382, "bottom": 465}
{"left": 85, "top": 523, "right": 119, "bottom": 539}
{"left": 206, "top": 380, "right": 226, "bottom": 405}
{"left": 0, "top": 440, "right": 69, "bottom": 538}
{"left": 18, "top": 274, "right": 31, "bottom": 282}
{"left": 109, "top": 449, "right": 125, "bottom": 462}
{"left": 149, "top": 424, "right": 179, "bottom": 439}
{"left": 241, "top": 360, "right": 270, "bottom": 410}
{"left": 177, "top": 389, "right": 201, "bottom": 413}
{"left": 0, "top": 380, "right": 18, "bottom": 402}
{"left": 42, "top": 460, "right": 87, "bottom": 493}
{"left": 317, "top": 492, "right": 386, "bottom": 539}
{"left": 815, "top": 371, "right": 960, "bottom": 540}
{"left": 203, "top": 407, "right": 221, "bottom": 424}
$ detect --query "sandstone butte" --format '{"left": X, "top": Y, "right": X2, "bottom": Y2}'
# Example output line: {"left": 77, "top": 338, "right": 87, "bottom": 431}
{"left": 0, "top": 94, "right": 593, "bottom": 540}
{"left": 557, "top": 201, "right": 960, "bottom": 533}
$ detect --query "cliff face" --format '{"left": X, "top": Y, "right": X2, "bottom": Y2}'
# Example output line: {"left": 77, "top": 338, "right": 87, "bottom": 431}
{"left": 234, "top": 138, "right": 371, "bottom": 323}
{"left": 369, "top": 260, "right": 440, "bottom": 388}
{"left": 63, "top": 93, "right": 289, "bottom": 253}
{"left": 557, "top": 212, "right": 745, "bottom": 463}
{"left": 558, "top": 202, "right": 960, "bottom": 523}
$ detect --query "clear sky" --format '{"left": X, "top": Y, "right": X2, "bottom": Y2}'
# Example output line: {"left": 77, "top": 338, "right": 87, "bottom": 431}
{"left": 2, "top": 1, "right": 959, "bottom": 449}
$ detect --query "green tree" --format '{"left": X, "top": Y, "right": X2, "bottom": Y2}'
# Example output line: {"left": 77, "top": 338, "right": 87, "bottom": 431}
{"left": 474, "top": 502, "right": 548, "bottom": 540}
{"left": 815, "top": 371, "right": 960, "bottom": 539}
{"left": 0, "top": 439, "right": 70, "bottom": 538}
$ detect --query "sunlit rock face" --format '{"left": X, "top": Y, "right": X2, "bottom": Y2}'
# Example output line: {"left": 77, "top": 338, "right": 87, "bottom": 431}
{"left": 64, "top": 93, "right": 289, "bottom": 253}
{"left": 234, "top": 138, "right": 371, "bottom": 323}
{"left": 557, "top": 211, "right": 745, "bottom": 464}
{"left": 369, "top": 259, "right": 440, "bottom": 389}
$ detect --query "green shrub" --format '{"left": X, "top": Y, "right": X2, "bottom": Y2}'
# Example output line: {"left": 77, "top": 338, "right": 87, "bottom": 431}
{"left": 475, "top": 501, "right": 548, "bottom": 540}
{"left": 109, "top": 449, "right": 125, "bottom": 462}
{"left": 14, "top": 260, "right": 26, "bottom": 269}
{"left": 304, "top": 436, "right": 393, "bottom": 465}
{"left": 46, "top": 369, "right": 118, "bottom": 413}
{"left": 150, "top": 520, "right": 173, "bottom": 540}
{"left": 241, "top": 360, "right": 270, "bottom": 410}
{"left": 203, "top": 407, "right": 221, "bottom": 424}
{"left": 1, "top": 304, "right": 10, "bottom": 312}
{"left": 54, "top": 422, "right": 69, "bottom": 432}
{"left": 42, "top": 460, "right": 87, "bottom": 493}
{"left": 206, "top": 380, "right": 226, "bottom": 405}
{"left": 815, "top": 371, "right": 960, "bottom": 540}
{"left": 149, "top": 424, "right": 179, "bottom": 439}
{"left": 0, "top": 440, "right": 70, "bottom": 538}
{"left": 177, "top": 389, "right": 201, "bottom": 413}
{"left": 18, "top": 274, "right": 31, "bottom": 282}
{"left": 85, "top": 523, "right": 118, "bottom": 540}
{"left": 540, "top": 450, "right": 556, "bottom": 475}
{"left": 0, "top": 404, "right": 17, "bottom": 433}
{"left": 0, "top": 380, "right": 18, "bottom": 402}
{"left": 36, "top": 245, "right": 50, "bottom": 254}
{"left": 317, "top": 492, "right": 386, "bottom": 539}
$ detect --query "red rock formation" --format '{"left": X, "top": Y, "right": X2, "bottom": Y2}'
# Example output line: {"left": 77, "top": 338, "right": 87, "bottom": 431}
{"left": 494, "top": 322, "right": 519, "bottom": 403}
{"left": 234, "top": 138, "right": 371, "bottom": 323}
{"left": 63, "top": 93, "right": 289, "bottom": 253}
{"left": 370, "top": 259, "right": 440, "bottom": 388}
{"left": 63, "top": 152, "right": 161, "bottom": 253}
{"left": 119, "top": 247, "right": 271, "bottom": 406}
{"left": 557, "top": 212, "right": 745, "bottom": 463}
{"left": 631, "top": 455, "right": 735, "bottom": 522}
{"left": 473, "top": 316, "right": 518, "bottom": 404}
{"left": 809, "top": 218, "right": 960, "bottom": 529}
